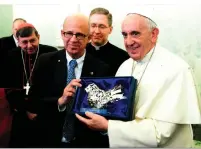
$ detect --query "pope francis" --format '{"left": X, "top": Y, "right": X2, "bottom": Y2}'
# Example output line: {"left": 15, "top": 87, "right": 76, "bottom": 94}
{"left": 73, "top": 10, "right": 201, "bottom": 147}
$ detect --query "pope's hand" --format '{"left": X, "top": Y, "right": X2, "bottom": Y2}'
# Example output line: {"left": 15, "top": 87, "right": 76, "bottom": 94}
{"left": 58, "top": 79, "right": 82, "bottom": 106}
{"left": 76, "top": 112, "right": 108, "bottom": 131}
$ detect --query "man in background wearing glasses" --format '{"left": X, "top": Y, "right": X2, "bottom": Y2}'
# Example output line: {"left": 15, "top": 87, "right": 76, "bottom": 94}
{"left": 3, "top": 23, "right": 57, "bottom": 147}
{"left": 86, "top": 7, "right": 129, "bottom": 76}
{"left": 27, "top": 14, "right": 110, "bottom": 147}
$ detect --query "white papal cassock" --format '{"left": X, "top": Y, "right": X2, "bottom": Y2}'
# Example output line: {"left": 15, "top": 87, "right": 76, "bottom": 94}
{"left": 108, "top": 44, "right": 201, "bottom": 147}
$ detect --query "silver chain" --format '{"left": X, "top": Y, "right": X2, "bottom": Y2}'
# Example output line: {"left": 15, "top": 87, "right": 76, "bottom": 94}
{"left": 21, "top": 46, "right": 40, "bottom": 85}
{"left": 131, "top": 46, "right": 156, "bottom": 87}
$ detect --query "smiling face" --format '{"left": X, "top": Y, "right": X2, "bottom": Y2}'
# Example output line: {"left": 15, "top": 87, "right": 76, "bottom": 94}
{"left": 18, "top": 31, "right": 40, "bottom": 55}
{"left": 61, "top": 14, "right": 89, "bottom": 59}
{"left": 121, "top": 14, "right": 159, "bottom": 60}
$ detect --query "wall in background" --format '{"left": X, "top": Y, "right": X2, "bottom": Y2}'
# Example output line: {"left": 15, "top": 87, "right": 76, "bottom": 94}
{"left": 0, "top": 4, "right": 13, "bottom": 38}
{"left": 12, "top": 4, "right": 79, "bottom": 47}
{"left": 81, "top": 3, "right": 201, "bottom": 101}
{"left": 0, "top": 1, "right": 200, "bottom": 101}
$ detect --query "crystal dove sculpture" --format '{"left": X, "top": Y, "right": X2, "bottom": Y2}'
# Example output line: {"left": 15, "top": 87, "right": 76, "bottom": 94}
{"left": 85, "top": 83, "right": 126, "bottom": 108}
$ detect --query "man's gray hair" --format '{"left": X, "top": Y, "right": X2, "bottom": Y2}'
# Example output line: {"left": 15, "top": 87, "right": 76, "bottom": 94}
{"left": 13, "top": 18, "right": 26, "bottom": 23}
{"left": 127, "top": 13, "right": 157, "bottom": 31}
{"left": 144, "top": 17, "right": 157, "bottom": 31}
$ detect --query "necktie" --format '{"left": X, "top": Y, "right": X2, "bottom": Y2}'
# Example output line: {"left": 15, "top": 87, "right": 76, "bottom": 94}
{"left": 62, "top": 59, "right": 77, "bottom": 142}
{"left": 66, "top": 59, "right": 77, "bottom": 85}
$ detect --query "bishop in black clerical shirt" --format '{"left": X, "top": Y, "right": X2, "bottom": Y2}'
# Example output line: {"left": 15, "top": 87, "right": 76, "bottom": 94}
{"left": 3, "top": 23, "right": 57, "bottom": 147}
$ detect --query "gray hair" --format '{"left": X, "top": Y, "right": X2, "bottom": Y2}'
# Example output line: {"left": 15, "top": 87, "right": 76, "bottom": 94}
{"left": 127, "top": 13, "right": 157, "bottom": 31}
{"left": 13, "top": 18, "right": 26, "bottom": 23}
{"left": 144, "top": 17, "right": 157, "bottom": 31}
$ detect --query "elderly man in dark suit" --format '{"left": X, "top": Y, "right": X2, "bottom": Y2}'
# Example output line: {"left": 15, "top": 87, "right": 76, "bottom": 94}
{"left": 0, "top": 18, "right": 26, "bottom": 51}
{"left": 0, "top": 18, "right": 27, "bottom": 87}
{"left": 27, "top": 13, "right": 110, "bottom": 148}
{"left": 0, "top": 18, "right": 26, "bottom": 147}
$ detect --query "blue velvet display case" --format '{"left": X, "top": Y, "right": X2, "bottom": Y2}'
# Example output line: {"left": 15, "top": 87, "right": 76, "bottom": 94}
{"left": 73, "top": 76, "right": 137, "bottom": 121}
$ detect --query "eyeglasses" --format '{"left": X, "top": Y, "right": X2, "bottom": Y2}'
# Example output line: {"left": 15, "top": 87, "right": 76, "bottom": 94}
{"left": 62, "top": 31, "right": 87, "bottom": 40}
{"left": 90, "top": 24, "right": 109, "bottom": 30}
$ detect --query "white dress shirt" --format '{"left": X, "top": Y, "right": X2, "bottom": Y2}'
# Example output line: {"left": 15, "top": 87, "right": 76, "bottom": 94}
{"left": 58, "top": 51, "right": 86, "bottom": 112}
{"left": 13, "top": 35, "right": 18, "bottom": 47}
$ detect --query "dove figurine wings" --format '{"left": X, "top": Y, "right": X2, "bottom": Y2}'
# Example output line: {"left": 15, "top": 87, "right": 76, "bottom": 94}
{"left": 85, "top": 83, "right": 127, "bottom": 109}
{"left": 73, "top": 77, "right": 137, "bottom": 121}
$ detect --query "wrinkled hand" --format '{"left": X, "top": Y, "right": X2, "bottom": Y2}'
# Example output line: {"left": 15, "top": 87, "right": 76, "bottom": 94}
{"left": 76, "top": 112, "right": 108, "bottom": 131}
{"left": 26, "top": 111, "right": 37, "bottom": 120}
{"left": 58, "top": 79, "right": 82, "bottom": 106}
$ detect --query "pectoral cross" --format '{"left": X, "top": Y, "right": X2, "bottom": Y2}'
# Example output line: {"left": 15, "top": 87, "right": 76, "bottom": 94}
{"left": 24, "top": 82, "right": 30, "bottom": 95}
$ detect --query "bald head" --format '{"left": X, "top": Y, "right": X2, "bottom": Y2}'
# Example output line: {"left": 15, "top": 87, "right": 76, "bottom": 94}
{"left": 12, "top": 18, "right": 26, "bottom": 38}
{"left": 61, "top": 13, "right": 90, "bottom": 59}
{"left": 63, "top": 13, "right": 89, "bottom": 34}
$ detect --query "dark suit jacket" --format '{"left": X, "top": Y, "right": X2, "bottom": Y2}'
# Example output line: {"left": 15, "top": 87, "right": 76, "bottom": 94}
{"left": 0, "top": 35, "right": 16, "bottom": 52}
{"left": 0, "top": 35, "right": 17, "bottom": 86}
{"left": 86, "top": 42, "right": 129, "bottom": 76}
{"left": 3, "top": 44, "right": 58, "bottom": 113}
{"left": 28, "top": 49, "right": 110, "bottom": 148}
